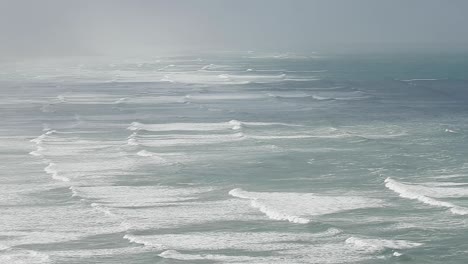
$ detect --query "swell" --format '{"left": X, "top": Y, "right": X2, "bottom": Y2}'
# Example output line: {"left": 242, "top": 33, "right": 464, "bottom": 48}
{"left": 229, "top": 188, "right": 310, "bottom": 224}
{"left": 384, "top": 178, "right": 468, "bottom": 215}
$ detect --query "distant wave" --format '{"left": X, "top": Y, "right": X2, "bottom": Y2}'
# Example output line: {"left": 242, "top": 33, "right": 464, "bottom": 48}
{"left": 0, "top": 249, "right": 51, "bottom": 264}
{"left": 127, "top": 132, "right": 139, "bottom": 146}
{"left": 384, "top": 178, "right": 468, "bottom": 215}
{"left": 69, "top": 186, "right": 79, "bottom": 197}
{"left": 128, "top": 120, "right": 302, "bottom": 132}
{"left": 229, "top": 188, "right": 310, "bottom": 223}
{"left": 158, "top": 250, "right": 248, "bottom": 262}
{"left": 400, "top": 78, "right": 440, "bottom": 82}
{"left": 132, "top": 133, "right": 245, "bottom": 147}
{"left": 44, "top": 163, "right": 70, "bottom": 182}
{"left": 346, "top": 236, "right": 422, "bottom": 253}
{"left": 90, "top": 202, "right": 115, "bottom": 217}
{"left": 136, "top": 150, "right": 154, "bottom": 157}
{"left": 114, "top": 97, "right": 127, "bottom": 104}
{"left": 229, "top": 188, "right": 384, "bottom": 224}
{"left": 123, "top": 234, "right": 165, "bottom": 250}
{"left": 136, "top": 150, "right": 171, "bottom": 164}
{"left": 29, "top": 146, "right": 45, "bottom": 157}
{"left": 445, "top": 128, "right": 458, "bottom": 134}
{"left": 56, "top": 95, "right": 67, "bottom": 103}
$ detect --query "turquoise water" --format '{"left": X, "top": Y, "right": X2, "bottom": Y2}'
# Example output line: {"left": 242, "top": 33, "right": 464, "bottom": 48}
{"left": 1, "top": 52, "right": 468, "bottom": 263}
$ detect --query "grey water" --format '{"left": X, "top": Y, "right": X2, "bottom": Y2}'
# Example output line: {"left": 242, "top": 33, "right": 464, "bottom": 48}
{"left": 1, "top": 52, "right": 468, "bottom": 263}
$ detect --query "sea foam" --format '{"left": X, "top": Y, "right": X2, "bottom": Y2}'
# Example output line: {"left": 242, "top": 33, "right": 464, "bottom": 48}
{"left": 346, "top": 236, "right": 422, "bottom": 253}
{"left": 229, "top": 188, "right": 384, "bottom": 224}
{"left": 385, "top": 178, "right": 468, "bottom": 215}
{"left": 44, "top": 163, "right": 70, "bottom": 182}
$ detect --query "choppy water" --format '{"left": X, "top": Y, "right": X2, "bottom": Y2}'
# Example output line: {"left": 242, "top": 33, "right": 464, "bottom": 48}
{"left": 1, "top": 52, "right": 468, "bottom": 263}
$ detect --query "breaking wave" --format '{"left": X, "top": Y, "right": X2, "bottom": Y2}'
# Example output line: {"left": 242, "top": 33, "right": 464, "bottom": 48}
{"left": 346, "top": 236, "right": 422, "bottom": 253}
{"left": 384, "top": 178, "right": 468, "bottom": 215}
{"left": 229, "top": 188, "right": 384, "bottom": 224}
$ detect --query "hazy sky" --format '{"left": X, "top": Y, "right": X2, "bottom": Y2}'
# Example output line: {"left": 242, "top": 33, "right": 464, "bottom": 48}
{"left": 1, "top": 0, "right": 468, "bottom": 57}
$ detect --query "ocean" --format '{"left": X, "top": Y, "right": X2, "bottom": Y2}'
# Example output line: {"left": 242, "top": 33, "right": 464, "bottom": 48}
{"left": 1, "top": 52, "right": 468, "bottom": 263}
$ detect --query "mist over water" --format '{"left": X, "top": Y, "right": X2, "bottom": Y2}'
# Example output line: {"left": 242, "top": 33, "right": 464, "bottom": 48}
{"left": 2, "top": 1, "right": 468, "bottom": 263}
{"left": 1, "top": 0, "right": 468, "bottom": 57}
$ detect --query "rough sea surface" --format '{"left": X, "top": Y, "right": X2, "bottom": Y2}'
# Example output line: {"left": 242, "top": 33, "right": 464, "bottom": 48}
{"left": 1, "top": 52, "right": 468, "bottom": 263}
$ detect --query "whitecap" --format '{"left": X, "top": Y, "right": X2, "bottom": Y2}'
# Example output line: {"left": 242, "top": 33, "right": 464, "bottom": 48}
{"left": 229, "top": 188, "right": 384, "bottom": 224}
{"left": 346, "top": 236, "right": 422, "bottom": 253}
{"left": 384, "top": 178, "right": 468, "bottom": 215}
{"left": 44, "top": 163, "right": 70, "bottom": 182}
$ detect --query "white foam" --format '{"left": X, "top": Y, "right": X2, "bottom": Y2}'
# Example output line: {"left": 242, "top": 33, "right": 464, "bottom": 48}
{"left": 29, "top": 149, "right": 43, "bottom": 157}
{"left": 267, "top": 91, "right": 312, "bottom": 98}
{"left": 69, "top": 186, "right": 79, "bottom": 197}
{"left": 250, "top": 199, "right": 310, "bottom": 224}
{"left": 71, "top": 185, "right": 213, "bottom": 207}
{"left": 128, "top": 121, "right": 231, "bottom": 132}
{"left": 229, "top": 188, "right": 384, "bottom": 224}
{"left": 312, "top": 95, "right": 333, "bottom": 100}
{"left": 136, "top": 150, "right": 154, "bottom": 157}
{"left": 30, "top": 134, "right": 46, "bottom": 144}
{"left": 0, "top": 249, "right": 50, "bottom": 264}
{"left": 90, "top": 203, "right": 115, "bottom": 217}
{"left": 134, "top": 229, "right": 342, "bottom": 252}
{"left": 400, "top": 79, "right": 439, "bottom": 82}
{"left": 136, "top": 150, "right": 171, "bottom": 164}
{"left": 346, "top": 236, "right": 422, "bottom": 253}
{"left": 385, "top": 178, "right": 468, "bottom": 215}
{"left": 123, "top": 234, "right": 165, "bottom": 249}
{"left": 158, "top": 250, "right": 266, "bottom": 262}
{"left": 228, "top": 119, "right": 242, "bottom": 130}
{"left": 56, "top": 95, "right": 66, "bottom": 103}
{"left": 44, "top": 163, "right": 70, "bottom": 182}
{"left": 128, "top": 120, "right": 303, "bottom": 132}
{"left": 133, "top": 133, "right": 245, "bottom": 147}
{"left": 114, "top": 97, "right": 127, "bottom": 104}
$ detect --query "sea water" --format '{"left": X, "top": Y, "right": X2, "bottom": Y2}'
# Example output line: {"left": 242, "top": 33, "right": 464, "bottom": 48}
{"left": 1, "top": 52, "right": 468, "bottom": 263}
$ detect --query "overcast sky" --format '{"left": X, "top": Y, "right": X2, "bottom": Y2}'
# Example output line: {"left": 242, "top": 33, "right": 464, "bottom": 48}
{"left": 1, "top": 0, "right": 468, "bottom": 57}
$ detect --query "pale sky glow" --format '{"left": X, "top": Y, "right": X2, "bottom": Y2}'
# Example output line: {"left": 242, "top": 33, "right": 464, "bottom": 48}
{"left": 1, "top": 0, "right": 468, "bottom": 57}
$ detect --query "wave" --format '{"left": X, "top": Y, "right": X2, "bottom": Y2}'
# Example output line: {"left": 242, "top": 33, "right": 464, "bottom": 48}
{"left": 69, "top": 186, "right": 79, "bottom": 197}
{"left": 114, "top": 97, "right": 127, "bottom": 104}
{"left": 136, "top": 150, "right": 155, "bottom": 157}
{"left": 136, "top": 150, "right": 171, "bottom": 164}
{"left": 130, "top": 133, "right": 245, "bottom": 147}
{"left": 250, "top": 199, "right": 310, "bottom": 224}
{"left": 30, "top": 130, "right": 55, "bottom": 145}
{"left": 128, "top": 121, "right": 232, "bottom": 132}
{"left": 159, "top": 250, "right": 208, "bottom": 261}
{"left": 445, "top": 128, "right": 458, "bottom": 133}
{"left": 400, "top": 78, "right": 440, "bottom": 82}
{"left": 158, "top": 250, "right": 252, "bottom": 262}
{"left": 123, "top": 234, "right": 165, "bottom": 250}
{"left": 229, "top": 188, "right": 384, "bottom": 224}
{"left": 346, "top": 236, "right": 422, "bottom": 253}
{"left": 267, "top": 91, "right": 312, "bottom": 98}
{"left": 283, "top": 77, "right": 321, "bottom": 82}
{"left": 228, "top": 120, "right": 242, "bottom": 130}
{"left": 44, "top": 163, "right": 70, "bottom": 182}
{"left": 384, "top": 178, "right": 468, "bottom": 215}
{"left": 127, "top": 132, "right": 139, "bottom": 146}
{"left": 56, "top": 95, "right": 67, "bottom": 103}
{"left": 312, "top": 95, "right": 334, "bottom": 100}
{"left": 0, "top": 249, "right": 51, "bottom": 264}
{"left": 128, "top": 120, "right": 302, "bottom": 132}
{"left": 90, "top": 203, "right": 115, "bottom": 217}
{"left": 29, "top": 146, "right": 45, "bottom": 157}
{"left": 229, "top": 188, "right": 309, "bottom": 223}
